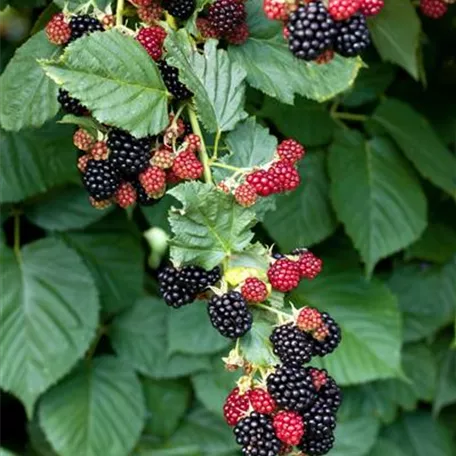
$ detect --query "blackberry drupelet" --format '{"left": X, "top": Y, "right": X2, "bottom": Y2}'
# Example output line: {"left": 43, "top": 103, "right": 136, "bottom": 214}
{"left": 208, "top": 0, "right": 247, "bottom": 35}
{"left": 207, "top": 291, "right": 253, "bottom": 339}
{"left": 298, "top": 432, "right": 335, "bottom": 456}
{"left": 312, "top": 312, "right": 342, "bottom": 357}
{"left": 318, "top": 376, "right": 342, "bottom": 412}
{"left": 107, "top": 128, "right": 152, "bottom": 176}
{"left": 303, "top": 397, "right": 337, "bottom": 438}
{"left": 270, "top": 323, "right": 314, "bottom": 366}
{"left": 82, "top": 159, "right": 120, "bottom": 201}
{"left": 179, "top": 265, "right": 221, "bottom": 294}
{"left": 158, "top": 60, "right": 193, "bottom": 100}
{"left": 158, "top": 266, "right": 197, "bottom": 308}
{"left": 267, "top": 365, "right": 317, "bottom": 412}
{"left": 69, "top": 14, "right": 104, "bottom": 42}
{"left": 234, "top": 412, "right": 282, "bottom": 456}
{"left": 57, "top": 89, "right": 87, "bottom": 116}
{"left": 132, "top": 178, "right": 157, "bottom": 206}
{"left": 334, "top": 12, "right": 371, "bottom": 57}
{"left": 287, "top": 1, "right": 337, "bottom": 61}
{"left": 163, "top": 0, "right": 196, "bottom": 20}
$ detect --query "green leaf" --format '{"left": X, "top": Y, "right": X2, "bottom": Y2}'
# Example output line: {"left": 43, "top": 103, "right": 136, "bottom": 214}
{"left": 0, "top": 122, "right": 78, "bottom": 203}
{"left": 41, "top": 29, "right": 168, "bottom": 137}
{"left": 264, "top": 151, "right": 338, "bottom": 250}
{"left": 58, "top": 114, "right": 101, "bottom": 137}
{"left": 110, "top": 297, "right": 211, "bottom": 378}
{"left": 328, "top": 130, "right": 427, "bottom": 276}
{"left": 25, "top": 185, "right": 112, "bottom": 232}
{"left": 170, "top": 407, "right": 239, "bottom": 456}
{"left": 0, "top": 31, "right": 61, "bottom": 131}
{"left": 142, "top": 378, "right": 191, "bottom": 439}
{"left": 61, "top": 212, "right": 144, "bottom": 313}
{"left": 227, "top": 0, "right": 362, "bottom": 104}
{"left": 260, "top": 97, "right": 336, "bottom": 147}
{"left": 39, "top": 356, "right": 145, "bottom": 456}
{"left": 369, "top": 439, "right": 408, "bottom": 456}
{"left": 168, "top": 182, "right": 256, "bottom": 269}
{"left": 434, "top": 349, "right": 456, "bottom": 415}
{"left": 167, "top": 303, "right": 231, "bottom": 356}
{"left": 388, "top": 261, "right": 456, "bottom": 342}
{"left": 0, "top": 449, "right": 19, "bottom": 456}
{"left": 406, "top": 223, "right": 456, "bottom": 264}
{"left": 341, "top": 63, "right": 396, "bottom": 108}
{"left": 165, "top": 33, "right": 247, "bottom": 133}
{"left": 382, "top": 411, "right": 456, "bottom": 456}
{"left": 368, "top": 0, "right": 421, "bottom": 79}
{"left": 0, "top": 239, "right": 99, "bottom": 417}
{"left": 192, "top": 358, "right": 239, "bottom": 417}
{"left": 372, "top": 99, "right": 456, "bottom": 198}
{"left": 293, "top": 270, "right": 402, "bottom": 385}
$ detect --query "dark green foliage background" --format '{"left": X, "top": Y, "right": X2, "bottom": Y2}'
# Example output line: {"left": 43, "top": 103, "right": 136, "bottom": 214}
{"left": 0, "top": 1, "right": 455, "bottom": 456}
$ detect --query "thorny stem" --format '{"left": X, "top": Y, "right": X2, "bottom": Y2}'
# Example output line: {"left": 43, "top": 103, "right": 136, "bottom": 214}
{"left": 188, "top": 105, "right": 213, "bottom": 184}
{"left": 116, "top": 0, "right": 125, "bottom": 26}
{"left": 212, "top": 129, "right": 222, "bottom": 161}
{"left": 332, "top": 112, "right": 368, "bottom": 122}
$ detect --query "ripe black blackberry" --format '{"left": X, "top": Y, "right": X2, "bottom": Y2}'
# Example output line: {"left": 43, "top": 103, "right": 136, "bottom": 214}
{"left": 158, "top": 60, "right": 193, "bottom": 100}
{"left": 233, "top": 412, "right": 282, "bottom": 456}
{"left": 208, "top": 0, "right": 246, "bottom": 35}
{"left": 82, "top": 159, "right": 120, "bottom": 201}
{"left": 270, "top": 323, "right": 314, "bottom": 366}
{"left": 298, "top": 432, "right": 335, "bottom": 456}
{"left": 162, "top": 0, "right": 196, "bottom": 20}
{"left": 287, "top": 1, "right": 337, "bottom": 61}
{"left": 132, "top": 178, "right": 157, "bottom": 206}
{"left": 179, "top": 265, "right": 221, "bottom": 294}
{"left": 303, "top": 397, "right": 336, "bottom": 438}
{"left": 312, "top": 312, "right": 342, "bottom": 357}
{"left": 319, "top": 376, "right": 342, "bottom": 412}
{"left": 266, "top": 365, "right": 317, "bottom": 412}
{"left": 69, "top": 15, "right": 104, "bottom": 42}
{"left": 57, "top": 89, "right": 87, "bottom": 116}
{"left": 107, "top": 129, "right": 152, "bottom": 176}
{"left": 158, "top": 266, "right": 197, "bottom": 308}
{"left": 334, "top": 12, "right": 371, "bottom": 57}
{"left": 207, "top": 291, "right": 253, "bottom": 339}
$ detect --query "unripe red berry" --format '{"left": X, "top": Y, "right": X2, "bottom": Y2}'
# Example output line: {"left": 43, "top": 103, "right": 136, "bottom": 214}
{"left": 139, "top": 166, "right": 167, "bottom": 197}
{"left": 273, "top": 410, "right": 305, "bottom": 446}
{"left": 296, "top": 307, "right": 323, "bottom": 332}
{"left": 277, "top": 139, "right": 305, "bottom": 164}
{"left": 246, "top": 169, "right": 281, "bottom": 196}
{"left": 360, "top": 0, "right": 384, "bottom": 16}
{"left": 308, "top": 367, "right": 328, "bottom": 391}
{"left": 267, "top": 258, "right": 300, "bottom": 292}
{"left": 296, "top": 251, "right": 323, "bottom": 279}
{"left": 115, "top": 182, "right": 137, "bottom": 208}
{"left": 234, "top": 183, "right": 258, "bottom": 207}
{"left": 420, "top": 0, "right": 448, "bottom": 18}
{"left": 90, "top": 141, "right": 109, "bottom": 161}
{"left": 73, "top": 128, "right": 95, "bottom": 151}
{"left": 136, "top": 26, "right": 167, "bottom": 61}
{"left": 249, "top": 388, "right": 276, "bottom": 414}
{"left": 46, "top": 13, "right": 71, "bottom": 46}
{"left": 241, "top": 277, "right": 268, "bottom": 302}
{"left": 172, "top": 151, "right": 203, "bottom": 180}
{"left": 269, "top": 161, "right": 300, "bottom": 192}
{"left": 152, "top": 147, "right": 174, "bottom": 169}
{"left": 223, "top": 387, "right": 250, "bottom": 426}
{"left": 77, "top": 154, "right": 90, "bottom": 173}
{"left": 328, "top": 0, "right": 362, "bottom": 21}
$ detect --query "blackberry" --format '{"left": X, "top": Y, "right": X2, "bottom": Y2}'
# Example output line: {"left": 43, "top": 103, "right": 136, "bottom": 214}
{"left": 298, "top": 432, "right": 335, "bottom": 456}
{"left": 158, "top": 60, "right": 193, "bottom": 100}
{"left": 82, "top": 159, "right": 120, "bottom": 201}
{"left": 132, "top": 178, "right": 157, "bottom": 206}
{"left": 162, "top": 0, "right": 196, "bottom": 20}
{"left": 334, "top": 12, "right": 371, "bottom": 57}
{"left": 208, "top": 0, "right": 246, "bottom": 35}
{"left": 312, "top": 312, "right": 342, "bottom": 357}
{"left": 266, "top": 365, "right": 317, "bottom": 413}
{"left": 318, "top": 376, "right": 342, "bottom": 412}
{"left": 107, "top": 129, "right": 152, "bottom": 176}
{"left": 57, "top": 89, "right": 87, "bottom": 116}
{"left": 179, "top": 265, "right": 221, "bottom": 294}
{"left": 270, "top": 323, "right": 314, "bottom": 366}
{"left": 69, "top": 14, "right": 104, "bottom": 42}
{"left": 287, "top": 1, "right": 337, "bottom": 61}
{"left": 303, "top": 397, "right": 336, "bottom": 438}
{"left": 207, "top": 291, "right": 253, "bottom": 339}
{"left": 234, "top": 412, "right": 282, "bottom": 456}
{"left": 158, "top": 266, "right": 197, "bottom": 308}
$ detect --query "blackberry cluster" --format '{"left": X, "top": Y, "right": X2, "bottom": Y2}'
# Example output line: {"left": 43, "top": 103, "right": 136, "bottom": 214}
{"left": 334, "top": 12, "right": 371, "bottom": 57}
{"left": 157, "top": 61, "right": 193, "bottom": 100}
{"left": 82, "top": 159, "right": 120, "bottom": 201}
{"left": 287, "top": 1, "right": 371, "bottom": 61}
{"left": 107, "top": 129, "right": 153, "bottom": 176}
{"left": 302, "top": 397, "right": 337, "bottom": 438}
{"left": 163, "top": 0, "right": 196, "bottom": 20}
{"left": 207, "top": 291, "right": 253, "bottom": 339}
{"left": 234, "top": 413, "right": 282, "bottom": 456}
{"left": 299, "top": 433, "right": 335, "bottom": 456}
{"left": 131, "top": 178, "right": 157, "bottom": 206}
{"left": 69, "top": 14, "right": 104, "bottom": 42}
{"left": 270, "top": 323, "right": 314, "bottom": 366}
{"left": 57, "top": 89, "right": 87, "bottom": 116}
{"left": 208, "top": 0, "right": 247, "bottom": 35}
{"left": 158, "top": 265, "right": 221, "bottom": 308}
{"left": 312, "top": 312, "right": 342, "bottom": 357}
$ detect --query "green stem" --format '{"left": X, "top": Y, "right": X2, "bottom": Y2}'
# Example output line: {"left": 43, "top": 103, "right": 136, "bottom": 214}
{"left": 210, "top": 162, "right": 244, "bottom": 172}
{"left": 332, "top": 112, "right": 368, "bottom": 122}
{"left": 13, "top": 210, "right": 21, "bottom": 262}
{"left": 188, "top": 105, "right": 213, "bottom": 184}
{"left": 116, "top": 0, "right": 125, "bottom": 27}
{"left": 254, "top": 303, "right": 291, "bottom": 319}
{"left": 213, "top": 129, "right": 221, "bottom": 161}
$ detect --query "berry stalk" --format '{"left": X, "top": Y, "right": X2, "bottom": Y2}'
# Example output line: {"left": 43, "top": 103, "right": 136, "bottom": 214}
{"left": 187, "top": 105, "right": 213, "bottom": 184}
{"left": 116, "top": 0, "right": 125, "bottom": 26}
